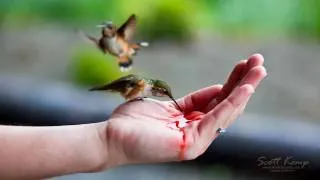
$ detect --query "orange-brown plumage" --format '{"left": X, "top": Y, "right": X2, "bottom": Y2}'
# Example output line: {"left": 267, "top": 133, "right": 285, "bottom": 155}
{"left": 78, "top": 14, "right": 149, "bottom": 72}
{"left": 88, "top": 74, "right": 183, "bottom": 111}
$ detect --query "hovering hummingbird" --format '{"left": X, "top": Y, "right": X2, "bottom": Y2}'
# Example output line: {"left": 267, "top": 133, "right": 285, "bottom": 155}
{"left": 78, "top": 14, "right": 149, "bottom": 72}
{"left": 89, "top": 74, "right": 183, "bottom": 111}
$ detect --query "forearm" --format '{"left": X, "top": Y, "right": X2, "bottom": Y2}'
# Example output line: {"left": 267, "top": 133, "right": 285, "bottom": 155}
{"left": 0, "top": 122, "right": 108, "bottom": 179}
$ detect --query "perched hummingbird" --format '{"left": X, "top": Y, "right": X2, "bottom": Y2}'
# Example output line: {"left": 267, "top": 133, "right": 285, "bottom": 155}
{"left": 78, "top": 14, "right": 149, "bottom": 72}
{"left": 89, "top": 74, "right": 183, "bottom": 111}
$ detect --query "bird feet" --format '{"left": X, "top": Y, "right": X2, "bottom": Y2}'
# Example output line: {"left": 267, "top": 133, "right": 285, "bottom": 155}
{"left": 127, "top": 97, "right": 147, "bottom": 103}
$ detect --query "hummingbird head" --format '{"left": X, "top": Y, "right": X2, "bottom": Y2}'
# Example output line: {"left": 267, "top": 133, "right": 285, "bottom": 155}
{"left": 97, "top": 21, "right": 116, "bottom": 37}
{"left": 151, "top": 80, "right": 172, "bottom": 97}
{"left": 151, "top": 80, "right": 183, "bottom": 112}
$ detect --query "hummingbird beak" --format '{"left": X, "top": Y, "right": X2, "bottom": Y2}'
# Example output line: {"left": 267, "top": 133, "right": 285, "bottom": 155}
{"left": 96, "top": 24, "right": 105, "bottom": 28}
{"left": 167, "top": 94, "right": 183, "bottom": 112}
{"left": 97, "top": 21, "right": 113, "bottom": 28}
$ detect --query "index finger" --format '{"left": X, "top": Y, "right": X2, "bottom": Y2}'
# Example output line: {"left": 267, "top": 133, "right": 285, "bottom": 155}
{"left": 198, "top": 84, "right": 254, "bottom": 139}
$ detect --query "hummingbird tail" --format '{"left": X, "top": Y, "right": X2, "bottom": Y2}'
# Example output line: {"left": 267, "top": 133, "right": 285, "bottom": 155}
{"left": 76, "top": 28, "right": 99, "bottom": 46}
{"left": 89, "top": 86, "right": 107, "bottom": 91}
{"left": 118, "top": 59, "right": 133, "bottom": 72}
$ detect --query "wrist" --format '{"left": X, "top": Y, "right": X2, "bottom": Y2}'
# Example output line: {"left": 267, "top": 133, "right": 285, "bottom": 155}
{"left": 94, "top": 117, "right": 132, "bottom": 170}
{"left": 83, "top": 121, "right": 110, "bottom": 172}
{"left": 87, "top": 120, "right": 128, "bottom": 172}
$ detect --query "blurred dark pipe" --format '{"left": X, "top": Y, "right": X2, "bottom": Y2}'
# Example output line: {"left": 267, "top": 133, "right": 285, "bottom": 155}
{"left": 0, "top": 75, "right": 119, "bottom": 126}
{"left": 0, "top": 76, "right": 319, "bottom": 179}
{"left": 196, "top": 114, "right": 320, "bottom": 179}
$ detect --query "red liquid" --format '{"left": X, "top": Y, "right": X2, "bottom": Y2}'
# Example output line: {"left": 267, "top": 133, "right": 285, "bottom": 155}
{"left": 173, "top": 111, "right": 204, "bottom": 160}
{"left": 173, "top": 120, "right": 187, "bottom": 161}
{"left": 184, "top": 111, "right": 204, "bottom": 121}
{"left": 179, "top": 127, "right": 186, "bottom": 160}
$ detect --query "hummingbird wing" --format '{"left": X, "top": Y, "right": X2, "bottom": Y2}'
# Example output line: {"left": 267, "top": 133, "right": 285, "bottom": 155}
{"left": 89, "top": 74, "right": 141, "bottom": 93}
{"left": 117, "top": 14, "right": 137, "bottom": 41}
{"left": 76, "top": 29, "right": 99, "bottom": 45}
{"left": 77, "top": 29, "right": 108, "bottom": 54}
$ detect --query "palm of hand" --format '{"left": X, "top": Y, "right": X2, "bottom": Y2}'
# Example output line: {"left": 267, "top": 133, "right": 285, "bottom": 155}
{"left": 107, "top": 99, "right": 186, "bottom": 164}
{"left": 104, "top": 54, "right": 267, "bottom": 166}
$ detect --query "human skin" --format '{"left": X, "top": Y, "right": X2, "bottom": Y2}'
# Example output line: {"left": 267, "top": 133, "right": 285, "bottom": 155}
{"left": 0, "top": 54, "right": 267, "bottom": 179}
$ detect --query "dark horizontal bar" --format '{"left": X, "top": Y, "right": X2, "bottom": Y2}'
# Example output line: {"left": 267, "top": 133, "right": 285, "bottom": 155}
{"left": 0, "top": 75, "right": 318, "bottom": 179}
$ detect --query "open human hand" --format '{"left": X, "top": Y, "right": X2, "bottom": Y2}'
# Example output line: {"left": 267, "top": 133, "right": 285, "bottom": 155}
{"left": 101, "top": 54, "right": 267, "bottom": 168}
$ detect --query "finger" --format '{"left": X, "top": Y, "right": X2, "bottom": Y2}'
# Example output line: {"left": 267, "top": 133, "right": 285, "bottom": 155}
{"left": 199, "top": 65, "right": 267, "bottom": 138}
{"left": 215, "top": 60, "right": 247, "bottom": 103}
{"left": 247, "top": 53, "right": 264, "bottom": 70}
{"left": 222, "top": 65, "right": 267, "bottom": 124}
{"left": 198, "top": 84, "right": 254, "bottom": 138}
{"left": 203, "top": 61, "right": 247, "bottom": 113}
{"left": 177, "top": 84, "right": 223, "bottom": 113}
{"left": 237, "top": 68, "right": 267, "bottom": 115}
{"left": 238, "top": 66, "right": 267, "bottom": 89}
{"left": 185, "top": 85, "right": 254, "bottom": 157}
{"left": 215, "top": 53, "right": 264, "bottom": 104}
{"left": 204, "top": 54, "right": 264, "bottom": 113}
{"left": 236, "top": 91, "right": 254, "bottom": 117}
{"left": 212, "top": 66, "right": 266, "bottom": 124}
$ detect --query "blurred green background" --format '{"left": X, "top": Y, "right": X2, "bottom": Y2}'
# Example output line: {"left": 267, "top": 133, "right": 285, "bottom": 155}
{"left": 2, "top": 0, "right": 320, "bottom": 38}
{"left": 1, "top": 0, "right": 320, "bottom": 119}
{"left": 0, "top": 0, "right": 319, "bottom": 179}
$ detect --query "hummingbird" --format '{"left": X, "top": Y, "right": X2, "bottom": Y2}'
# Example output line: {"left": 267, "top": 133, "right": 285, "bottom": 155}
{"left": 77, "top": 14, "right": 149, "bottom": 72}
{"left": 89, "top": 74, "right": 183, "bottom": 112}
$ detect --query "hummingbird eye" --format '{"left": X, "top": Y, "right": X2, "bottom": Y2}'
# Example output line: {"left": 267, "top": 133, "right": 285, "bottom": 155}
{"left": 106, "top": 25, "right": 114, "bottom": 30}
{"left": 105, "top": 21, "right": 113, "bottom": 29}
{"left": 162, "top": 89, "right": 169, "bottom": 95}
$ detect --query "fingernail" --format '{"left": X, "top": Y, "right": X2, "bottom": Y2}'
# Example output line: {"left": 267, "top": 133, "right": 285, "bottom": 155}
{"left": 251, "top": 53, "right": 264, "bottom": 60}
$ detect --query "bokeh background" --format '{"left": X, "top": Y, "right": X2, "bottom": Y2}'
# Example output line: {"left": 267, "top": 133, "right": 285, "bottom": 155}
{"left": 0, "top": 0, "right": 319, "bottom": 179}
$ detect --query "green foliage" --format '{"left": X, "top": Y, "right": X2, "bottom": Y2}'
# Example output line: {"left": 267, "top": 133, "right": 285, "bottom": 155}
{"left": 2, "top": 0, "right": 320, "bottom": 39}
{"left": 213, "top": 0, "right": 298, "bottom": 36}
{"left": 1, "top": 0, "right": 199, "bottom": 42}
{"left": 105, "top": 0, "right": 199, "bottom": 43}
{"left": 115, "top": 0, "right": 156, "bottom": 21}
{"left": 1, "top": 0, "right": 116, "bottom": 25}
{"left": 210, "top": 0, "right": 320, "bottom": 39}
{"left": 138, "top": 0, "right": 197, "bottom": 43}
{"left": 293, "top": 0, "right": 320, "bottom": 38}
{"left": 70, "top": 48, "right": 125, "bottom": 86}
